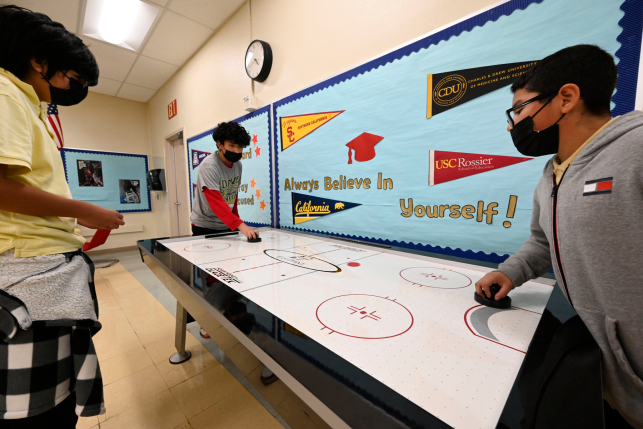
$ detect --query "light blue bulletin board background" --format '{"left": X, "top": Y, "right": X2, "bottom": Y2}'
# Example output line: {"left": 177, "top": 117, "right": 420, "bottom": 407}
{"left": 274, "top": 0, "right": 641, "bottom": 263}
{"left": 187, "top": 105, "right": 273, "bottom": 227}
{"left": 61, "top": 148, "right": 151, "bottom": 212}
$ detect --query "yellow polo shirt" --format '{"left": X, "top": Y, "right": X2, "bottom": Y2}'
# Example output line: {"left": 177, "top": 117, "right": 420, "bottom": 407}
{"left": 553, "top": 117, "right": 618, "bottom": 184}
{"left": 0, "top": 68, "right": 85, "bottom": 257}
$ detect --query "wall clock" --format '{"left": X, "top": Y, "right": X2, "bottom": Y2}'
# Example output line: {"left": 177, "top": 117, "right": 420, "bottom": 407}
{"left": 245, "top": 39, "right": 273, "bottom": 82}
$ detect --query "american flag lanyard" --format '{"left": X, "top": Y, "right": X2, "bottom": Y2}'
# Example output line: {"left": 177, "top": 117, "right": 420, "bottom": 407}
{"left": 46, "top": 103, "right": 64, "bottom": 151}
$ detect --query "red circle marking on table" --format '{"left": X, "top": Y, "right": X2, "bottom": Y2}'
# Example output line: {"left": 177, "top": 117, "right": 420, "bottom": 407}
{"left": 347, "top": 262, "right": 360, "bottom": 267}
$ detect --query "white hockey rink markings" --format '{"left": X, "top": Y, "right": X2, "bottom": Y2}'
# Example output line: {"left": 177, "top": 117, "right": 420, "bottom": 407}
{"left": 160, "top": 230, "right": 553, "bottom": 429}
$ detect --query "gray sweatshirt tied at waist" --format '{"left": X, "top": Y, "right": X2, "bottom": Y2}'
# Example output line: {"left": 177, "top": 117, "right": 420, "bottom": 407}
{"left": 498, "top": 110, "right": 643, "bottom": 428}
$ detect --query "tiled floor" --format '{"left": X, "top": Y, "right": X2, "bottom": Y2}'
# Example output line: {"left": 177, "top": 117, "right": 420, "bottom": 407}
{"left": 78, "top": 253, "right": 331, "bottom": 429}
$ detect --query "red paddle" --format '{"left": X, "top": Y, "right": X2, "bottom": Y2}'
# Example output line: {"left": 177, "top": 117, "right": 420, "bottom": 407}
{"left": 83, "top": 229, "right": 111, "bottom": 251}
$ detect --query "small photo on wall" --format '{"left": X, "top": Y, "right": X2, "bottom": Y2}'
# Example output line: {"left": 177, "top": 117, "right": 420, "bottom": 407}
{"left": 77, "top": 160, "right": 103, "bottom": 187}
{"left": 119, "top": 179, "right": 141, "bottom": 204}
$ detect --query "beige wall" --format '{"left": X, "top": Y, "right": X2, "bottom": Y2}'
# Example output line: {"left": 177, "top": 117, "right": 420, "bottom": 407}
{"left": 147, "top": 0, "right": 501, "bottom": 238}
{"left": 59, "top": 92, "right": 157, "bottom": 250}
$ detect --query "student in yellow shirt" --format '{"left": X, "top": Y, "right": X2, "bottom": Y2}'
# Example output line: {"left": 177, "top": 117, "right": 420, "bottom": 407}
{"left": 0, "top": 5, "right": 123, "bottom": 426}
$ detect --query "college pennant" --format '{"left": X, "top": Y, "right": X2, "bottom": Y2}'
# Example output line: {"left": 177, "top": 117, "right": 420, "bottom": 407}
{"left": 192, "top": 149, "right": 211, "bottom": 168}
{"left": 280, "top": 111, "right": 344, "bottom": 151}
{"left": 429, "top": 150, "right": 532, "bottom": 186}
{"left": 427, "top": 61, "right": 537, "bottom": 119}
{"left": 291, "top": 192, "right": 360, "bottom": 224}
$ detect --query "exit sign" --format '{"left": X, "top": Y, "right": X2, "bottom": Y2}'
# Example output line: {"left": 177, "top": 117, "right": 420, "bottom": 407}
{"left": 168, "top": 99, "right": 177, "bottom": 119}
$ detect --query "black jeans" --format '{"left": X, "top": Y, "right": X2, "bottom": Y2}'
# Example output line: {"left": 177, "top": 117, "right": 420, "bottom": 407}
{"left": 604, "top": 400, "right": 636, "bottom": 429}
{"left": 191, "top": 224, "right": 232, "bottom": 236}
{"left": 0, "top": 392, "right": 77, "bottom": 429}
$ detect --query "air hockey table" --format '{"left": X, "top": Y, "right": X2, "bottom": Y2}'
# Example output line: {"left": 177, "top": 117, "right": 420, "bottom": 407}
{"left": 137, "top": 228, "right": 601, "bottom": 429}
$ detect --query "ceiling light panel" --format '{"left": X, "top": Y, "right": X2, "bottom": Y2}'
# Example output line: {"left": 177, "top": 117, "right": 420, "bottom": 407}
{"left": 83, "top": 0, "right": 161, "bottom": 51}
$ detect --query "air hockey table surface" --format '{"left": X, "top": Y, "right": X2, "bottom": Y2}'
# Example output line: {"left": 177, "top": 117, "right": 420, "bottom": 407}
{"left": 138, "top": 228, "right": 572, "bottom": 429}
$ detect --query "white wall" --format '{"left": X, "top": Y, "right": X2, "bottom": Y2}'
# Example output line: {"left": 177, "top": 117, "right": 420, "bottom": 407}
{"left": 59, "top": 92, "right": 157, "bottom": 250}
{"left": 146, "top": 0, "right": 502, "bottom": 238}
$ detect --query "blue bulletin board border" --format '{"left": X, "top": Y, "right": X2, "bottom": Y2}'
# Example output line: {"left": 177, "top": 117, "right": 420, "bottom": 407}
{"left": 273, "top": 0, "right": 642, "bottom": 264}
{"left": 60, "top": 148, "right": 151, "bottom": 213}
{"left": 186, "top": 105, "right": 273, "bottom": 228}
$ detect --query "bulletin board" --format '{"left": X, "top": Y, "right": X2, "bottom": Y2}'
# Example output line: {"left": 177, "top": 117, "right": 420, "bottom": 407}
{"left": 186, "top": 105, "right": 273, "bottom": 227}
{"left": 273, "top": 0, "right": 642, "bottom": 263}
{"left": 60, "top": 148, "right": 151, "bottom": 212}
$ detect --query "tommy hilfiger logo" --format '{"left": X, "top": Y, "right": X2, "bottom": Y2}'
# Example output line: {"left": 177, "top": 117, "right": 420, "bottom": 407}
{"left": 583, "top": 177, "right": 613, "bottom": 196}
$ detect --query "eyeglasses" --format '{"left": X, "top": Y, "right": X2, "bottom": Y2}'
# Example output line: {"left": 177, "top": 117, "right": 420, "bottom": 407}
{"left": 63, "top": 72, "right": 90, "bottom": 89}
{"left": 505, "top": 89, "right": 559, "bottom": 127}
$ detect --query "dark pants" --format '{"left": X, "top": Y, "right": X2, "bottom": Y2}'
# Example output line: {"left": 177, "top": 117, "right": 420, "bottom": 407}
{"left": 191, "top": 224, "right": 231, "bottom": 236}
{"left": 605, "top": 400, "right": 636, "bottom": 429}
{"left": 0, "top": 392, "right": 77, "bottom": 429}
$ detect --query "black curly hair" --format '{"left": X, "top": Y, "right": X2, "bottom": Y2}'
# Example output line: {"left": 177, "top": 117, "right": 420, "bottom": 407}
{"left": 212, "top": 121, "right": 251, "bottom": 148}
{"left": 0, "top": 5, "right": 99, "bottom": 84}
{"left": 511, "top": 45, "right": 617, "bottom": 116}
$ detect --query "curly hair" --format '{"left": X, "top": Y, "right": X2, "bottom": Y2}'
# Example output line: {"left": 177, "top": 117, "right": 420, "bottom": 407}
{"left": 511, "top": 45, "right": 617, "bottom": 116}
{"left": 0, "top": 5, "right": 99, "bottom": 84}
{"left": 212, "top": 121, "right": 251, "bottom": 147}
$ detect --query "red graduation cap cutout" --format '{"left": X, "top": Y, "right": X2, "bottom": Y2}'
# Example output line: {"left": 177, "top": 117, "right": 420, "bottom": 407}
{"left": 346, "top": 133, "right": 384, "bottom": 164}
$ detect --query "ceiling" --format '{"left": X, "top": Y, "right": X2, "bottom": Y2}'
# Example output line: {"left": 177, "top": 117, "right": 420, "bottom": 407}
{"left": 1, "top": 0, "right": 246, "bottom": 102}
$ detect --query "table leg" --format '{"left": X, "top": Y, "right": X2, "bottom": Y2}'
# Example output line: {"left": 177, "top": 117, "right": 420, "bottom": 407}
{"left": 169, "top": 301, "right": 192, "bottom": 364}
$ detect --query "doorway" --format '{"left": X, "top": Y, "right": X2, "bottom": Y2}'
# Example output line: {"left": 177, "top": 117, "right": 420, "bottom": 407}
{"left": 165, "top": 131, "right": 191, "bottom": 237}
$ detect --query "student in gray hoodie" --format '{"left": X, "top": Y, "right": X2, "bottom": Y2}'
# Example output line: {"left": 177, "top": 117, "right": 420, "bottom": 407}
{"left": 475, "top": 45, "right": 643, "bottom": 428}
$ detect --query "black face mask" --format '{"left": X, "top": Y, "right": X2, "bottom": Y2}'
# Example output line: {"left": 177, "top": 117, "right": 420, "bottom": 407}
{"left": 41, "top": 73, "right": 88, "bottom": 106}
{"left": 221, "top": 148, "right": 243, "bottom": 163}
{"left": 510, "top": 96, "right": 566, "bottom": 157}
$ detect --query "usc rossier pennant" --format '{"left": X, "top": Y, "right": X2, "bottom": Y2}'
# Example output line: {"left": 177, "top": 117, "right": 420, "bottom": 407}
{"left": 429, "top": 150, "right": 532, "bottom": 186}
{"left": 280, "top": 111, "right": 344, "bottom": 151}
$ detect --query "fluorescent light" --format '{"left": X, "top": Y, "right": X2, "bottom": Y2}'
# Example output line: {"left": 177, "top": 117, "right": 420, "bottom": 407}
{"left": 83, "top": 0, "right": 161, "bottom": 51}
{"left": 99, "top": 0, "right": 140, "bottom": 45}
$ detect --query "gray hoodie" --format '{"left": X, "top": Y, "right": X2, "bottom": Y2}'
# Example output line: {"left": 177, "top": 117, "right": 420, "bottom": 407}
{"left": 498, "top": 110, "right": 643, "bottom": 428}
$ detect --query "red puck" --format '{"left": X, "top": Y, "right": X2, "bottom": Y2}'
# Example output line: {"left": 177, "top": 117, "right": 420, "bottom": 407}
{"left": 347, "top": 262, "right": 360, "bottom": 267}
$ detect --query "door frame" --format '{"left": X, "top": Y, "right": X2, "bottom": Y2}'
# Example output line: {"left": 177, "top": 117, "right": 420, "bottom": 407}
{"left": 164, "top": 127, "right": 189, "bottom": 237}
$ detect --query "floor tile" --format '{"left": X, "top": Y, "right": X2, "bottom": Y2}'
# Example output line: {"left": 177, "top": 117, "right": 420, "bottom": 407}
{"left": 76, "top": 415, "right": 99, "bottom": 429}
{"left": 98, "top": 300, "right": 122, "bottom": 315}
{"left": 101, "top": 345, "right": 155, "bottom": 385}
{"left": 275, "top": 395, "right": 319, "bottom": 429}
{"left": 131, "top": 314, "right": 177, "bottom": 345}
{"left": 208, "top": 325, "right": 239, "bottom": 352}
{"left": 155, "top": 344, "right": 220, "bottom": 388}
{"left": 96, "top": 263, "right": 129, "bottom": 277}
{"left": 127, "top": 309, "right": 176, "bottom": 330}
{"left": 94, "top": 313, "right": 143, "bottom": 361}
{"left": 119, "top": 292, "right": 169, "bottom": 319}
{"left": 95, "top": 333, "right": 145, "bottom": 361}
{"left": 99, "top": 390, "right": 186, "bottom": 429}
{"left": 226, "top": 342, "right": 262, "bottom": 376}
{"left": 247, "top": 365, "right": 290, "bottom": 409}
{"left": 95, "top": 278, "right": 117, "bottom": 304}
{"left": 103, "top": 365, "right": 168, "bottom": 418}
{"left": 144, "top": 332, "right": 202, "bottom": 364}
{"left": 170, "top": 364, "right": 246, "bottom": 419}
{"left": 189, "top": 389, "right": 283, "bottom": 429}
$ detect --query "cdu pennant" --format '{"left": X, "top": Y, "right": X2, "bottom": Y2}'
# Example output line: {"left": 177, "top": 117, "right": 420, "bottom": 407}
{"left": 291, "top": 192, "right": 360, "bottom": 225}
{"left": 429, "top": 150, "right": 532, "bottom": 186}
{"left": 427, "top": 61, "right": 537, "bottom": 119}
